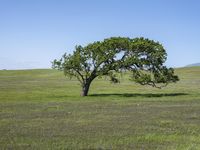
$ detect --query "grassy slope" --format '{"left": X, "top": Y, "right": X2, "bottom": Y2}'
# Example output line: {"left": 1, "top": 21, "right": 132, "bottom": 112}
{"left": 0, "top": 67, "right": 200, "bottom": 149}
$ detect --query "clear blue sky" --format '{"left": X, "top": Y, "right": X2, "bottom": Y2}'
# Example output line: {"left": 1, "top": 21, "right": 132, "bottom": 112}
{"left": 0, "top": 0, "right": 200, "bottom": 69}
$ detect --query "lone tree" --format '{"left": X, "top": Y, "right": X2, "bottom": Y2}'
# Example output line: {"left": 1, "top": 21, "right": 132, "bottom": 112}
{"left": 52, "top": 37, "right": 179, "bottom": 96}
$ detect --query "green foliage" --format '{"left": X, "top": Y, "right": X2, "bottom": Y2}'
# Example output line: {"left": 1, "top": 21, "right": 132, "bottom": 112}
{"left": 52, "top": 37, "right": 179, "bottom": 96}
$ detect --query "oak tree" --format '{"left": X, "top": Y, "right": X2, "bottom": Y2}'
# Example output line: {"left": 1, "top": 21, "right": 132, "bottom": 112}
{"left": 52, "top": 37, "right": 179, "bottom": 96}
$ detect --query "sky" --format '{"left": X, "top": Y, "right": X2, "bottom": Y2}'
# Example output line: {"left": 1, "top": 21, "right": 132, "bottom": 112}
{"left": 0, "top": 0, "right": 200, "bottom": 69}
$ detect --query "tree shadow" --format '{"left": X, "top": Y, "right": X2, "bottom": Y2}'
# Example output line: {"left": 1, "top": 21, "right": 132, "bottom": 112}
{"left": 89, "top": 93, "right": 188, "bottom": 98}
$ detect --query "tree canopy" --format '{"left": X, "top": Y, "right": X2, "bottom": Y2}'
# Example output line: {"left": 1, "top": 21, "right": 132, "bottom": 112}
{"left": 52, "top": 37, "right": 179, "bottom": 96}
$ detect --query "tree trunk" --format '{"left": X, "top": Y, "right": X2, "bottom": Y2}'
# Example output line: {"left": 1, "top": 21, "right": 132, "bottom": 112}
{"left": 80, "top": 75, "right": 97, "bottom": 96}
{"left": 81, "top": 82, "right": 91, "bottom": 96}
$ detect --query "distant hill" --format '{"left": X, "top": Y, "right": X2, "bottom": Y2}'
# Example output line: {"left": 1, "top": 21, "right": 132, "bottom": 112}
{"left": 186, "top": 63, "right": 200, "bottom": 67}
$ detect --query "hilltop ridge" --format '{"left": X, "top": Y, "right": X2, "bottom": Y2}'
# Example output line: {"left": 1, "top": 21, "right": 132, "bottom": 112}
{"left": 186, "top": 63, "right": 200, "bottom": 67}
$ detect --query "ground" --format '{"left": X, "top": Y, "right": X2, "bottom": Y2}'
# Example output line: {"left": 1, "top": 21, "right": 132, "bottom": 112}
{"left": 0, "top": 67, "right": 200, "bottom": 149}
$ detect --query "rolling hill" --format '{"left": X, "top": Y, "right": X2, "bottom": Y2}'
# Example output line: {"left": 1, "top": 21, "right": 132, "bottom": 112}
{"left": 0, "top": 67, "right": 200, "bottom": 149}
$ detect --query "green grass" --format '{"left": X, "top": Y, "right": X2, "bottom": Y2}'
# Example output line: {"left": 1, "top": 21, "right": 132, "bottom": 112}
{"left": 0, "top": 67, "right": 200, "bottom": 149}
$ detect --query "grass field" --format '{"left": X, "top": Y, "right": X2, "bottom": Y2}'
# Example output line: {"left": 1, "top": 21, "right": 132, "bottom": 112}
{"left": 0, "top": 67, "right": 200, "bottom": 149}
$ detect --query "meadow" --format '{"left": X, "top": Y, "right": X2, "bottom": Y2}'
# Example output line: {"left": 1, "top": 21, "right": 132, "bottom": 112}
{"left": 0, "top": 67, "right": 200, "bottom": 149}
